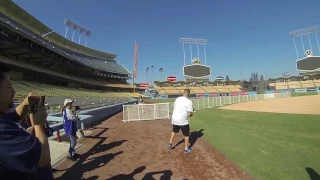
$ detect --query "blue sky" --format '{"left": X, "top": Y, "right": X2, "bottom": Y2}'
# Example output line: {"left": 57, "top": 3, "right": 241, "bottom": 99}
{"left": 13, "top": 0, "right": 320, "bottom": 83}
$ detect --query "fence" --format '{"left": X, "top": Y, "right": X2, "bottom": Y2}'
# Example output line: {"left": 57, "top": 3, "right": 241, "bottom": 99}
{"left": 122, "top": 93, "right": 291, "bottom": 122}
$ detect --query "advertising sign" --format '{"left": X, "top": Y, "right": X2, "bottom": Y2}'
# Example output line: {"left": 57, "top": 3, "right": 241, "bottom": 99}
{"left": 216, "top": 76, "right": 224, "bottom": 81}
{"left": 248, "top": 91, "right": 257, "bottom": 95}
{"left": 209, "top": 93, "right": 219, "bottom": 97}
{"left": 158, "top": 94, "right": 168, "bottom": 99}
{"left": 264, "top": 90, "right": 275, "bottom": 94}
{"left": 167, "top": 76, "right": 177, "bottom": 82}
{"left": 229, "top": 92, "right": 239, "bottom": 96}
{"left": 139, "top": 83, "right": 150, "bottom": 87}
{"left": 220, "top": 93, "right": 229, "bottom": 96}
{"left": 294, "top": 89, "right": 307, "bottom": 93}
{"left": 197, "top": 93, "right": 209, "bottom": 98}
{"left": 307, "top": 88, "right": 316, "bottom": 91}
{"left": 282, "top": 90, "right": 290, "bottom": 93}
{"left": 239, "top": 92, "right": 248, "bottom": 95}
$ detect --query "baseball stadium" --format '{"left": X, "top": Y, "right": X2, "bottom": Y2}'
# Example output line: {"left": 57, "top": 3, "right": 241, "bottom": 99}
{"left": 1, "top": 1, "right": 320, "bottom": 180}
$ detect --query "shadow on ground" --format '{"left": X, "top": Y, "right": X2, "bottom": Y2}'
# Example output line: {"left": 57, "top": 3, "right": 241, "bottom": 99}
{"left": 173, "top": 129, "right": 204, "bottom": 149}
{"left": 55, "top": 127, "right": 127, "bottom": 180}
{"left": 107, "top": 166, "right": 173, "bottom": 180}
{"left": 306, "top": 167, "right": 320, "bottom": 180}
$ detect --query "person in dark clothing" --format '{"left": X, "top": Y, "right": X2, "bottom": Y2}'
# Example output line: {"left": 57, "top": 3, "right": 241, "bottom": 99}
{"left": 0, "top": 64, "right": 53, "bottom": 179}
{"left": 138, "top": 96, "right": 144, "bottom": 104}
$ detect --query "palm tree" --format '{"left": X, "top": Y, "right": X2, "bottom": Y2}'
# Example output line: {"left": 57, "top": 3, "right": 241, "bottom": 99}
{"left": 159, "top": 67, "right": 163, "bottom": 81}
{"left": 146, "top": 67, "right": 149, "bottom": 83}
{"left": 151, "top": 65, "right": 154, "bottom": 86}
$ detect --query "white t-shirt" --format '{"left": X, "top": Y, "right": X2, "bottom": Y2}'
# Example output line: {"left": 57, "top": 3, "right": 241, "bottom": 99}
{"left": 171, "top": 96, "right": 193, "bottom": 126}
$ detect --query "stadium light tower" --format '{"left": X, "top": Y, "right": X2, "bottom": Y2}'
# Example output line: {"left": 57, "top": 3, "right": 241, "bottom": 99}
{"left": 179, "top": 38, "right": 208, "bottom": 65}
{"left": 289, "top": 26, "right": 320, "bottom": 59}
{"left": 64, "top": 18, "right": 92, "bottom": 47}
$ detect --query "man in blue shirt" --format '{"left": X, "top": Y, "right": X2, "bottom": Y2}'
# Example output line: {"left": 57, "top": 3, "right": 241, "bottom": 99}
{"left": 0, "top": 64, "right": 52, "bottom": 179}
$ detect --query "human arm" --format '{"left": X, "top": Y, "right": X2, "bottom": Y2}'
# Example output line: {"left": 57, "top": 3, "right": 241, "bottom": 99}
{"left": 66, "top": 109, "right": 78, "bottom": 121}
{"left": 29, "top": 108, "right": 51, "bottom": 167}
{"left": 187, "top": 101, "right": 193, "bottom": 117}
{"left": 25, "top": 126, "right": 35, "bottom": 136}
{"left": 15, "top": 103, "right": 30, "bottom": 121}
{"left": 0, "top": 122, "right": 41, "bottom": 173}
{"left": 15, "top": 92, "right": 33, "bottom": 121}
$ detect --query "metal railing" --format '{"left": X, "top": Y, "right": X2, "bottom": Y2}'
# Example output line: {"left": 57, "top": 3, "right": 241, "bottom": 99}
{"left": 123, "top": 93, "right": 291, "bottom": 122}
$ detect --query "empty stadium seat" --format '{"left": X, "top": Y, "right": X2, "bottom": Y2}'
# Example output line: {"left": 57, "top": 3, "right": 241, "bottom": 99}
{"left": 188, "top": 87, "right": 206, "bottom": 93}
{"left": 162, "top": 87, "right": 181, "bottom": 94}
{"left": 224, "top": 85, "right": 242, "bottom": 92}
{"left": 313, "top": 79, "right": 320, "bottom": 87}
{"left": 301, "top": 80, "right": 315, "bottom": 88}
{"left": 12, "top": 81, "right": 144, "bottom": 101}
{"left": 214, "top": 86, "right": 231, "bottom": 93}
{"left": 275, "top": 82, "right": 289, "bottom": 90}
{"left": 287, "top": 81, "right": 302, "bottom": 89}
{"left": 200, "top": 86, "right": 219, "bottom": 93}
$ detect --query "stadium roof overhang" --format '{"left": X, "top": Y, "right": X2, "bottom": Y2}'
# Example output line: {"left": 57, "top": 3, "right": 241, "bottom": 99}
{"left": 0, "top": 18, "right": 129, "bottom": 76}
{"left": 0, "top": 0, "right": 118, "bottom": 60}
{"left": 0, "top": 23, "right": 130, "bottom": 87}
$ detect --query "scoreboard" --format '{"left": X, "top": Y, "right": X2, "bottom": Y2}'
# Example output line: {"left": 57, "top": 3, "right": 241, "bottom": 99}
{"left": 183, "top": 64, "right": 211, "bottom": 81}
{"left": 296, "top": 56, "right": 320, "bottom": 72}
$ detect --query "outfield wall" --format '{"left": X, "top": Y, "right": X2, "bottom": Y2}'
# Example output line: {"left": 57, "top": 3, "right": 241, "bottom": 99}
{"left": 265, "top": 87, "right": 320, "bottom": 94}
{"left": 158, "top": 87, "right": 320, "bottom": 100}
{"left": 159, "top": 91, "right": 256, "bottom": 99}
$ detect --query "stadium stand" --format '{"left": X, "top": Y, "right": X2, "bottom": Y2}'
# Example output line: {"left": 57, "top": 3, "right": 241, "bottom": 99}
{"left": 214, "top": 86, "right": 231, "bottom": 93}
{"left": 0, "top": 0, "right": 116, "bottom": 60}
{"left": 288, "top": 81, "right": 302, "bottom": 89}
{"left": 300, "top": 80, "right": 315, "bottom": 88}
{"left": 0, "top": 0, "right": 145, "bottom": 109}
{"left": 161, "top": 86, "right": 181, "bottom": 94}
{"left": 275, "top": 82, "right": 289, "bottom": 90}
{"left": 269, "top": 82, "right": 276, "bottom": 88}
{"left": 313, "top": 79, "right": 320, "bottom": 87}
{"left": 153, "top": 84, "right": 242, "bottom": 95}
{"left": 188, "top": 86, "right": 205, "bottom": 93}
{"left": 173, "top": 86, "right": 185, "bottom": 93}
{"left": 274, "top": 80, "right": 317, "bottom": 90}
{"left": 224, "top": 85, "right": 242, "bottom": 92}
{"left": 12, "top": 80, "right": 144, "bottom": 100}
{"left": 200, "top": 86, "right": 219, "bottom": 93}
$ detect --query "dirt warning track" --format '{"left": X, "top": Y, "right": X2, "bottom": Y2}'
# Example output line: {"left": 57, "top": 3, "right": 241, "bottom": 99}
{"left": 54, "top": 112, "right": 252, "bottom": 180}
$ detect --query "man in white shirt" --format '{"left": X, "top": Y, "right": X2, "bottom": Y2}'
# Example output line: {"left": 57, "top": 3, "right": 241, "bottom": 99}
{"left": 168, "top": 89, "right": 193, "bottom": 153}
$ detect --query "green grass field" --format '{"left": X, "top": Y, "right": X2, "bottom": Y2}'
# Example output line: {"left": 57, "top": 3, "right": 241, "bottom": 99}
{"left": 291, "top": 91, "right": 318, "bottom": 97}
{"left": 189, "top": 108, "right": 320, "bottom": 180}
{"left": 145, "top": 96, "right": 320, "bottom": 180}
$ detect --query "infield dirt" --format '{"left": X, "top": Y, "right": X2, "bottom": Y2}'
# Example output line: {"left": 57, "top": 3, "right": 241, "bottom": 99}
{"left": 53, "top": 112, "right": 253, "bottom": 180}
{"left": 220, "top": 95, "right": 320, "bottom": 115}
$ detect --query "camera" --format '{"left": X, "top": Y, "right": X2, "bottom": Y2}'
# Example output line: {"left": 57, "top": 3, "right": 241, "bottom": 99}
{"left": 74, "top": 106, "right": 81, "bottom": 121}
{"left": 29, "top": 96, "right": 45, "bottom": 114}
{"left": 75, "top": 106, "right": 81, "bottom": 111}
{"left": 27, "top": 96, "right": 53, "bottom": 137}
